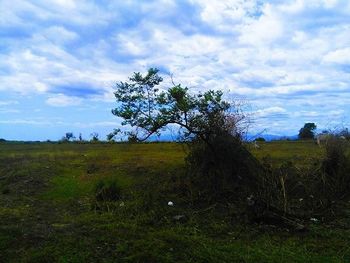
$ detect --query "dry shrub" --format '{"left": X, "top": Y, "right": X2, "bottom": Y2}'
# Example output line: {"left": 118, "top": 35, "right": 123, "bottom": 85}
{"left": 321, "top": 136, "right": 350, "bottom": 200}
{"left": 258, "top": 136, "right": 350, "bottom": 218}
{"left": 185, "top": 134, "right": 264, "bottom": 203}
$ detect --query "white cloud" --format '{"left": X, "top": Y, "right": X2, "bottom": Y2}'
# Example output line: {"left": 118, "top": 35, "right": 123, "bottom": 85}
{"left": 192, "top": 0, "right": 260, "bottom": 32}
{"left": 238, "top": 4, "right": 284, "bottom": 46}
{"left": 0, "top": 109, "right": 20, "bottom": 113}
{"left": 70, "top": 121, "right": 120, "bottom": 128}
{"left": 46, "top": 94, "right": 82, "bottom": 107}
{"left": 255, "top": 106, "right": 287, "bottom": 117}
{"left": 0, "top": 100, "right": 18, "bottom": 106}
{"left": 0, "top": 119, "right": 51, "bottom": 125}
{"left": 40, "top": 26, "right": 79, "bottom": 44}
{"left": 323, "top": 48, "right": 350, "bottom": 64}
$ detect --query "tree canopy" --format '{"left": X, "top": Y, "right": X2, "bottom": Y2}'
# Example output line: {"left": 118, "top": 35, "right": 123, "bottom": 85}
{"left": 298, "top": 122, "right": 317, "bottom": 139}
{"left": 110, "top": 68, "right": 246, "bottom": 145}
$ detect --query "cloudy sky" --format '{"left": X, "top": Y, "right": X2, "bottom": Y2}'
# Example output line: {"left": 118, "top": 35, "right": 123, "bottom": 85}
{"left": 1, "top": 0, "right": 349, "bottom": 140}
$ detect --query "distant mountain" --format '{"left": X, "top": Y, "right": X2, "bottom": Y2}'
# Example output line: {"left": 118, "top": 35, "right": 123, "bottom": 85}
{"left": 147, "top": 133, "right": 180, "bottom": 142}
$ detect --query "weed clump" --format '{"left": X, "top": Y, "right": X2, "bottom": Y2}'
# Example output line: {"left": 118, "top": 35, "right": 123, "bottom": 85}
{"left": 94, "top": 179, "right": 121, "bottom": 202}
{"left": 258, "top": 136, "right": 350, "bottom": 218}
{"left": 321, "top": 136, "right": 350, "bottom": 200}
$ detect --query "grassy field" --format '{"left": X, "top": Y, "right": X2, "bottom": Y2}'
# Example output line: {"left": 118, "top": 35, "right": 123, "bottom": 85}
{"left": 0, "top": 141, "right": 349, "bottom": 262}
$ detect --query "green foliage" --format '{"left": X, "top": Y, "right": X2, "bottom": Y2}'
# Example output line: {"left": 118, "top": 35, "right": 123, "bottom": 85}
{"left": 298, "top": 123, "right": 317, "bottom": 139}
{"left": 106, "top": 128, "right": 121, "bottom": 141}
{"left": 61, "top": 132, "right": 75, "bottom": 142}
{"left": 111, "top": 68, "right": 239, "bottom": 143}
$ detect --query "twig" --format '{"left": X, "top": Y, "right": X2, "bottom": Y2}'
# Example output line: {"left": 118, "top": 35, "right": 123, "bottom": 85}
{"left": 192, "top": 204, "right": 217, "bottom": 215}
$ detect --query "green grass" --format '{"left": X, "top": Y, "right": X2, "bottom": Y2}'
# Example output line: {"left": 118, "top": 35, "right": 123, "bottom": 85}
{"left": 249, "top": 140, "right": 324, "bottom": 166}
{"left": 0, "top": 141, "right": 350, "bottom": 262}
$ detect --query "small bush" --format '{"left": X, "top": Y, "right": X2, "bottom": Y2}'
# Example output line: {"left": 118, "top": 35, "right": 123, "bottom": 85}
{"left": 255, "top": 137, "right": 266, "bottom": 142}
{"left": 186, "top": 134, "right": 264, "bottom": 202}
{"left": 94, "top": 179, "right": 121, "bottom": 202}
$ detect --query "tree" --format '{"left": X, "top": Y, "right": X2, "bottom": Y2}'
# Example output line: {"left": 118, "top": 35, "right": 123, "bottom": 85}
{"left": 110, "top": 68, "right": 247, "bottom": 145}
{"left": 107, "top": 128, "right": 121, "bottom": 141}
{"left": 62, "top": 132, "right": 75, "bottom": 142}
{"left": 90, "top": 132, "right": 99, "bottom": 142}
{"left": 298, "top": 123, "right": 317, "bottom": 139}
{"left": 110, "top": 68, "right": 262, "bottom": 199}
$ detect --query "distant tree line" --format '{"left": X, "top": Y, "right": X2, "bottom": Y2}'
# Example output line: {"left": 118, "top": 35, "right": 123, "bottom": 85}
{"left": 298, "top": 122, "right": 350, "bottom": 140}
{"left": 59, "top": 132, "right": 100, "bottom": 143}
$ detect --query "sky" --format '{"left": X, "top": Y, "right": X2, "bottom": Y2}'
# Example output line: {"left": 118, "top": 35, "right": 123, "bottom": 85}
{"left": 0, "top": 0, "right": 350, "bottom": 141}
